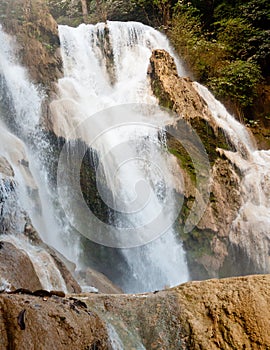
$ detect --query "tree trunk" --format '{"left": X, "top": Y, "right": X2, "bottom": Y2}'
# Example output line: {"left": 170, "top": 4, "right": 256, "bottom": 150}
{"left": 81, "top": 0, "right": 88, "bottom": 23}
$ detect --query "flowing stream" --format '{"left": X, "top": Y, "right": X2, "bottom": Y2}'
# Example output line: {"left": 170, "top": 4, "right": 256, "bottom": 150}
{"left": 194, "top": 83, "right": 270, "bottom": 272}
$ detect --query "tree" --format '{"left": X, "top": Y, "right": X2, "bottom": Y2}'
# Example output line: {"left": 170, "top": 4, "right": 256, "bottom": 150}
{"left": 208, "top": 60, "right": 262, "bottom": 113}
{"left": 153, "top": 0, "right": 171, "bottom": 26}
{"left": 81, "top": 0, "right": 88, "bottom": 22}
{"left": 132, "top": 0, "right": 177, "bottom": 26}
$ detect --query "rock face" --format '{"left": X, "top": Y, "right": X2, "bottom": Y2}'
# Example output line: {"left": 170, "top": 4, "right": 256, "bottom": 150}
{"left": 1, "top": 274, "right": 270, "bottom": 349}
{"left": 0, "top": 156, "right": 26, "bottom": 235}
{"left": 175, "top": 275, "right": 270, "bottom": 349}
{"left": 0, "top": 155, "right": 81, "bottom": 294}
{"left": 148, "top": 49, "right": 247, "bottom": 279}
{"left": 0, "top": 0, "right": 62, "bottom": 90}
{"left": 78, "top": 267, "right": 123, "bottom": 294}
{"left": 0, "top": 222, "right": 82, "bottom": 294}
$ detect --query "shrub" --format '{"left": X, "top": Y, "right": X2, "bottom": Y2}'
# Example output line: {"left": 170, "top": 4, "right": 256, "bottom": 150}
{"left": 208, "top": 60, "right": 262, "bottom": 109}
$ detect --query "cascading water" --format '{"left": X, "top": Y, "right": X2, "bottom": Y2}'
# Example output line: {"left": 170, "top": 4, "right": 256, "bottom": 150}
{"left": 0, "top": 25, "right": 70, "bottom": 291}
{"left": 52, "top": 22, "right": 190, "bottom": 293}
{"left": 194, "top": 83, "right": 270, "bottom": 273}
{"left": 2, "top": 14, "right": 269, "bottom": 297}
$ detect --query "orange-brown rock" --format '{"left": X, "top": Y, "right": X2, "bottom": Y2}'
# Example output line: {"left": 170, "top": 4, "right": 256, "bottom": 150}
{"left": 78, "top": 267, "right": 123, "bottom": 294}
{"left": 0, "top": 241, "right": 42, "bottom": 291}
{"left": 0, "top": 0, "right": 62, "bottom": 89}
{"left": 1, "top": 274, "right": 270, "bottom": 349}
{"left": 149, "top": 49, "right": 243, "bottom": 279}
{"left": 0, "top": 291, "right": 108, "bottom": 349}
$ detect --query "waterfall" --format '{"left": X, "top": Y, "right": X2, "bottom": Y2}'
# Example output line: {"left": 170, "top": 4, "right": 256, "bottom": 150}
{"left": 3, "top": 15, "right": 269, "bottom": 295}
{"left": 52, "top": 22, "right": 190, "bottom": 292}
{"left": 0, "top": 25, "right": 71, "bottom": 291}
{"left": 194, "top": 83, "right": 270, "bottom": 273}
{"left": 1, "top": 234, "right": 68, "bottom": 292}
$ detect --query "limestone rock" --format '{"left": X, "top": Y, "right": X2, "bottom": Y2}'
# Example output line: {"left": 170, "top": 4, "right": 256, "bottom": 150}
{"left": 22, "top": 222, "right": 82, "bottom": 293}
{"left": 0, "top": 155, "right": 81, "bottom": 293}
{"left": 174, "top": 275, "right": 270, "bottom": 349}
{"left": 0, "top": 155, "right": 26, "bottom": 235}
{"left": 0, "top": 241, "right": 42, "bottom": 291}
{"left": 78, "top": 267, "right": 123, "bottom": 294}
{"left": 45, "top": 246, "right": 81, "bottom": 294}
{"left": 0, "top": 291, "right": 108, "bottom": 349}
{"left": 1, "top": 275, "right": 270, "bottom": 349}
{"left": 0, "top": 157, "right": 14, "bottom": 178}
{"left": 0, "top": 0, "right": 62, "bottom": 90}
{"left": 149, "top": 49, "right": 243, "bottom": 279}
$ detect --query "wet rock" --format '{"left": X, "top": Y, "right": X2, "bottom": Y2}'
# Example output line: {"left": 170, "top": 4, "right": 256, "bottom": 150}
{"left": 149, "top": 49, "right": 243, "bottom": 278}
{"left": 0, "top": 291, "right": 108, "bottom": 349}
{"left": 23, "top": 221, "right": 81, "bottom": 294}
{"left": 0, "top": 157, "right": 14, "bottom": 178}
{"left": 0, "top": 241, "right": 42, "bottom": 291}
{"left": 78, "top": 268, "right": 123, "bottom": 294}
{"left": 1, "top": 275, "right": 270, "bottom": 349}
{"left": 45, "top": 247, "right": 81, "bottom": 294}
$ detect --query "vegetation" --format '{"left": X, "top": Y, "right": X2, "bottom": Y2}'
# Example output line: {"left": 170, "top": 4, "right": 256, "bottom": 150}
{"left": 45, "top": 0, "right": 270, "bottom": 124}
{"left": 132, "top": 0, "right": 269, "bottom": 123}
{"left": 168, "top": 0, "right": 269, "bottom": 122}
{"left": 46, "top": 0, "right": 147, "bottom": 26}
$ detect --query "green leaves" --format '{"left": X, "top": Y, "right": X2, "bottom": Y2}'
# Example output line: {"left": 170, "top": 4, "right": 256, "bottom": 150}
{"left": 214, "top": 18, "right": 255, "bottom": 60}
{"left": 170, "top": 0, "right": 268, "bottom": 118}
{"left": 208, "top": 60, "right": 262, "bottom": 109}
{"left": 240, "top": 0, "right": 270, "bottom": 29}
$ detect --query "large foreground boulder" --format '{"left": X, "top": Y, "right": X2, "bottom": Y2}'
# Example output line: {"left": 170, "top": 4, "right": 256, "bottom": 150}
{"left": 1, "top": 275, "right": 270, "bottom": 349}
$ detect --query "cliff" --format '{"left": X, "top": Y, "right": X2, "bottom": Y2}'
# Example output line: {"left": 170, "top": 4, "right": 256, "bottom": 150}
{"left": 1, "top": 274, "right": 270, "bottom": 349}
{"left": 148, "top": 49, "right": 266, "bottom": 280}
{"left": 0, "top": 0, "right": 62, "bottom": 90}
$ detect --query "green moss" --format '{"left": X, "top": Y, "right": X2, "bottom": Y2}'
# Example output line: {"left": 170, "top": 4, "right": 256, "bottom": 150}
{"left": 168, "top": 146, "right": 196, "bottom": 183}
{"left": 180, "top": 224, "right": 216, "bottom": 280}
{"left": 174, "top": 195, "right": 214, "bottom": 260}
{"left": 152, "top": 80, "right": 174, "bottom": 110}
{"left": 173, "top": 195, "right": 216, "bottom": 279}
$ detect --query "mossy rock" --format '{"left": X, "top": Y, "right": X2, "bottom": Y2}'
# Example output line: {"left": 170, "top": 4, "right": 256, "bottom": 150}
{"left": 0, "top": 0, "right": 62, "bottom": 90}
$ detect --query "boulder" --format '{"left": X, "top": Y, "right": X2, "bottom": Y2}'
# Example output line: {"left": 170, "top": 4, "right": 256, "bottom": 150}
{"left": 0, "top": 241, "right": 42, "bottom": 291}
{"left": 1, "top": 275, "right": 270, "bottom": 349}
{"left": 0, "top": 291, "right": 108, "bottom": 349}
{"left": 78, "top": 267, "right": 123, "bottom": 294}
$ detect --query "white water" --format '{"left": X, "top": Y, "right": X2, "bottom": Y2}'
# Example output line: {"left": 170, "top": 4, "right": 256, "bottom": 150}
{"left": 0, "top": 26, "right": 48, "bottom": 234}
{"left": 107, "top": 322, "right": 146, "bottom": 350}
{"left": 0, "top": 25, "right": 72, "bottom": 290}
{"left": 1, "top": 234, "right": 68, "bottom": 292}
{"left": 194, "top": 83, "right": 270, "bottom": 272}
{"left": 107, "top": 323, "right": 125, "bottom": 350}
{"left": 52, "top": 22, "right": 190, "bottom": 292}
{"left": 2, "top": 16, "right": 270, "bottom": 296}
{"left": 0, "top": 277, "right": 11, "bottom": 293}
